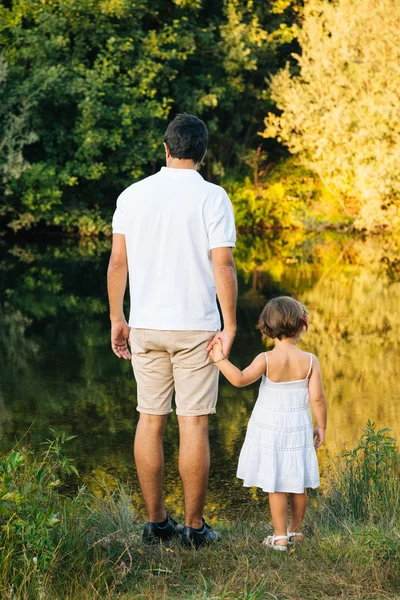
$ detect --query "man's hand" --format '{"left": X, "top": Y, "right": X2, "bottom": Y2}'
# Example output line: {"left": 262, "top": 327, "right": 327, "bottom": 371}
{"left": 210, "top": 247, "right": 237, "bottom": 358}
{"left": 207, "top": 328, "right": 236, "bottom": 357}
{"left": 209, "top": 339, "right": 225, "bottom": 362}
{"left": 108, "top": 234, "right": 130, "bottom": 359}
{"left": 111, "top": 319, "right": 131, "bottom": 360}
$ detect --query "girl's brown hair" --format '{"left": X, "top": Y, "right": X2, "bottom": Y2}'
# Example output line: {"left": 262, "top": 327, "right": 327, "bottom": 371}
{"left": 258, "top": 296, "right": 308, "bottom": 340}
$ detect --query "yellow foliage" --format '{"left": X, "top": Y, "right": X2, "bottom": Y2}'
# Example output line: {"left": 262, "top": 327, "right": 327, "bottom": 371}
{"left": 263, "top": 0, "right": 400, "bottom": 232}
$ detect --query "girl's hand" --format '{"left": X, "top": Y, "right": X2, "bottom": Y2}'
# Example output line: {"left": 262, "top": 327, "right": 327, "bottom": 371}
{"left": 209, "top": 339, "right": 225, "bottom": 362}
{"left": 313, "top": 426, "right": 325, "bottom": 449}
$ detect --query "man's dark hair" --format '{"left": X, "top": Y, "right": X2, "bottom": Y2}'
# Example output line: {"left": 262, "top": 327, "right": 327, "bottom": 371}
{"left": 163, "top": 113, "right": 208, "bottom": 164}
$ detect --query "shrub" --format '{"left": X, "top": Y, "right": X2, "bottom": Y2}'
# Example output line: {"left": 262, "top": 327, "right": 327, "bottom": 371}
{"left": 0, "top": 430, "right": 80, "bottom": 593}
{"left": 227, "top": 158, "right": 346, "bottom": 234}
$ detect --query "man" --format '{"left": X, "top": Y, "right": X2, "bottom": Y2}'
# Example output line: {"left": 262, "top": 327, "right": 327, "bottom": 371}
{"left": 107, "top": 113, "right": 237, "bottom": 548}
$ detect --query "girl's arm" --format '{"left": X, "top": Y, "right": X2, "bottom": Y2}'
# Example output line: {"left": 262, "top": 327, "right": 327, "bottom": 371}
{"left": 210, "top": 340, "right": 266, "bottom": 387}
{"left": 308, "top": 355, "right": 328, "bottom": 448}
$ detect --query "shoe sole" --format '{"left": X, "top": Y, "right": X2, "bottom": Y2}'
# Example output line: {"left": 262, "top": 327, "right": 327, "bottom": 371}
{"left": 143, "top": 530, "right": 183, "bottom": 545}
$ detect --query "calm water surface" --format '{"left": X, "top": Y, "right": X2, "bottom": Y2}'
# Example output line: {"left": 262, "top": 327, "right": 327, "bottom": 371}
{"left": 1, "top": 232, "right": 399, "bottom": 519}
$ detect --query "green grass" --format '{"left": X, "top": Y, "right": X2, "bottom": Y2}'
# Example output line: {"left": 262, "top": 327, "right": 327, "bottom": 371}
{"left": 1, "top": 424, "right": 399, "bottom": 600}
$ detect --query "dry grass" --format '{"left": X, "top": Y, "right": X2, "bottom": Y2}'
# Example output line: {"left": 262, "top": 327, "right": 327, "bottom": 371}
{"left": 34, "top": 505, "right": 399, "bottom": 600}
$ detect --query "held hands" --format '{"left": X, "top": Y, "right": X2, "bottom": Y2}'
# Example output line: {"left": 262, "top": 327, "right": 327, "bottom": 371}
{"left": 206, "top": 329, "right": 236, "bottom": 358}
{"left": 313, "top": 426, "right": 326, "bottom": 449}
{"left": 111, "top": 318, "right": 131, "bottom": 360}
{"left": 208, "top": 339, "right": 225, "bottom": 363}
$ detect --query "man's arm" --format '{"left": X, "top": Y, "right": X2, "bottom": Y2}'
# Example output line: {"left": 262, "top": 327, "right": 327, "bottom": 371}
{"left": 207, "top": 246, "right": 238, "bottom": 356}
{"left": 107, "top": 233, "right": 131, "bottom": 360}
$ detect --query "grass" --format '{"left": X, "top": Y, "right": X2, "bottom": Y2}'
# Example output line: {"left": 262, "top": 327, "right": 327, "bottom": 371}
{"left": 1, "top": 424, "right": 399, "bottom": 600}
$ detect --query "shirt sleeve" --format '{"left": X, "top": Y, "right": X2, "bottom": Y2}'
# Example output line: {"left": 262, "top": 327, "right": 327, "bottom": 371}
{"left": 207, "top": 191, "right": 236, "bottom": 250}
{"left": 112, "top": 194, "right": 126, "bottom": 235}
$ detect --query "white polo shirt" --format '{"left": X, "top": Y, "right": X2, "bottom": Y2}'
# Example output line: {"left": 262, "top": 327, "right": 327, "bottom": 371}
{"left": 112, "top": 166, "right": 236, "bottom": 331}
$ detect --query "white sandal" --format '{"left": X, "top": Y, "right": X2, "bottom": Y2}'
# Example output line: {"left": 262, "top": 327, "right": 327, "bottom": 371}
{"left": 287, "top": 531, "right": 303, "bottom": 545}
{"left": 262, "top": 535, "right": 288, "bottom": 551}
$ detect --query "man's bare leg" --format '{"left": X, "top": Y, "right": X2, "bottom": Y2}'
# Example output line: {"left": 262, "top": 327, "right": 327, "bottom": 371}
{"left": 178, "top": 415, "right": 210, "bottom": 529}
{"left": 134, "top": 413, "right": 168, "bottom": 522}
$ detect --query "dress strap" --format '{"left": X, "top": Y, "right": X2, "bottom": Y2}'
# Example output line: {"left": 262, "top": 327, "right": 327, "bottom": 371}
{"left": 306, "top": 353, "right": 313, "bottom": 379}
{"left": 264, "top": 352, "right": 268, "bottom": 378}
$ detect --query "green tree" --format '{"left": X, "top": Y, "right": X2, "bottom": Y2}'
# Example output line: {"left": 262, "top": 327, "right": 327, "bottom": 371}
{"left": 0, "top": 54, "right": 37, "bottom": 216}
{"left": 0, "top": 0, "right": 303, "bottom": 235}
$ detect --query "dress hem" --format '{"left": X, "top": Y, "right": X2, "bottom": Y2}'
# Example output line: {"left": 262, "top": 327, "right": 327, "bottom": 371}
{"left": 236, "top": 473, "right": 320, "bottom": 494}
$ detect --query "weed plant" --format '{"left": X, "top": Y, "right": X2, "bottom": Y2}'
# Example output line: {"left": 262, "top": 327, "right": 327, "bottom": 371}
{"left": 322, "top": 420, "right": 400, "bottom": 525}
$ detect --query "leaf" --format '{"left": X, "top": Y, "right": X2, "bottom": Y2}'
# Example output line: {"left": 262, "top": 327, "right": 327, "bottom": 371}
{"left": 6, "top": 451, "right": 24, "bottom": 472}
{"left": 47, "top": 515, "right": 60, "bottom": 527}
{"left": 48, "top": 479, "right": 61, "bottom": 488}
{"left": 2, "top": 492, "right": 24, "bottom": 504}
{"left": 36, "top": 468, "right": 46, "bottom": 486}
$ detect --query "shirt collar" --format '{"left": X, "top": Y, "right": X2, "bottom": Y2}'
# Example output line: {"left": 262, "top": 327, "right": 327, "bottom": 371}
{"left": 159, "top": 166, "right": 203, "bottom": 178}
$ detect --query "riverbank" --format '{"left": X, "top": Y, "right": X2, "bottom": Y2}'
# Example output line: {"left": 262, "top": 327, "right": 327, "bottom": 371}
{"left": 3, "top": 158, "right": 351, "bottom": 238}
{"left": 1, "top": 423, "right": 399, "bottom": 600}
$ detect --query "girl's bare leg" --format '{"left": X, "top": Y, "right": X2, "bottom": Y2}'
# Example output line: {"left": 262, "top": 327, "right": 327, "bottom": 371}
{"left": 288, "top": 490, "right": 307, "bottom": 541}
{"left": 268, "top": 492, "right": 288, "bottom": 547}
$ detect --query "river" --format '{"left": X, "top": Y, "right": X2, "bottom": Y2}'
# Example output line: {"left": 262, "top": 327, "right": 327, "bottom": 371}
{"left": 1, "top": 231, "right": 399, "bottom": 518}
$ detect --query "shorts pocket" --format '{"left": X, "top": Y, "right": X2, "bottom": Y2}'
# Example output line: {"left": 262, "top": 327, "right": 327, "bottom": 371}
{"left": 172, "top": 331, "right": 217, "bottom": 369}
{"left": 129, "top": 328, "right": 146, "bottom": 354}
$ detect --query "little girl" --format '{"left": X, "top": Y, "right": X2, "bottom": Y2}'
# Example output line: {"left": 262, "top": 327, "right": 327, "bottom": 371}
{"left": 210, "top": 296, "right": 327, "bottom": 550}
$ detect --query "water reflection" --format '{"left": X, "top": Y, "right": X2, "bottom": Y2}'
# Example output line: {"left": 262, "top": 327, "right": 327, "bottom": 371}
{"left": 1, "top": 232, "right": 399, "bottom": 518}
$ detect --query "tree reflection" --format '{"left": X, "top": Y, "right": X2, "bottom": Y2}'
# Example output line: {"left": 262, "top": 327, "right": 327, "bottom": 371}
{"left": 1, "top": 232, "right": 399, "bottom": 517}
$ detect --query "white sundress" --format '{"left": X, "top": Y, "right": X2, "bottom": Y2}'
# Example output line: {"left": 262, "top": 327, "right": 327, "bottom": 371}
{"left": 236, "top": 352, "right": 320, "bottom": 494}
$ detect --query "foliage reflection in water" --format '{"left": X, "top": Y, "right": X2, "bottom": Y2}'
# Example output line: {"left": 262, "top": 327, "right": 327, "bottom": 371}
{"left": 1, "top": 232, "right": 399, "bottom": 519}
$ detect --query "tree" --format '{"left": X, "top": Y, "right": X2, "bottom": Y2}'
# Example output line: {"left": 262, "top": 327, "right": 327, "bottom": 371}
{"left": 262, "top": 0, "right": 400, "bottom": 231}
{"left": 0, "top": 55, "right": 37, "bottom": 211}
{"left": 0, "top": 0, "right": 303, "bottom": 235}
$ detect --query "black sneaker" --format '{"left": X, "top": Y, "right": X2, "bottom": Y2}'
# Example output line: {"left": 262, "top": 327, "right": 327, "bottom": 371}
{"left": 142, "top": 516, "right": 184, "bottom": 545}
{"left": 181, "top": 518, "right": 222, "bottom": 549}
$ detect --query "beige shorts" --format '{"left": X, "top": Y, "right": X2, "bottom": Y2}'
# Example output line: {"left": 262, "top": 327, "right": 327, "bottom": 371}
{"left": 130, "top": 329, "right": 219, "bottom": 417}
